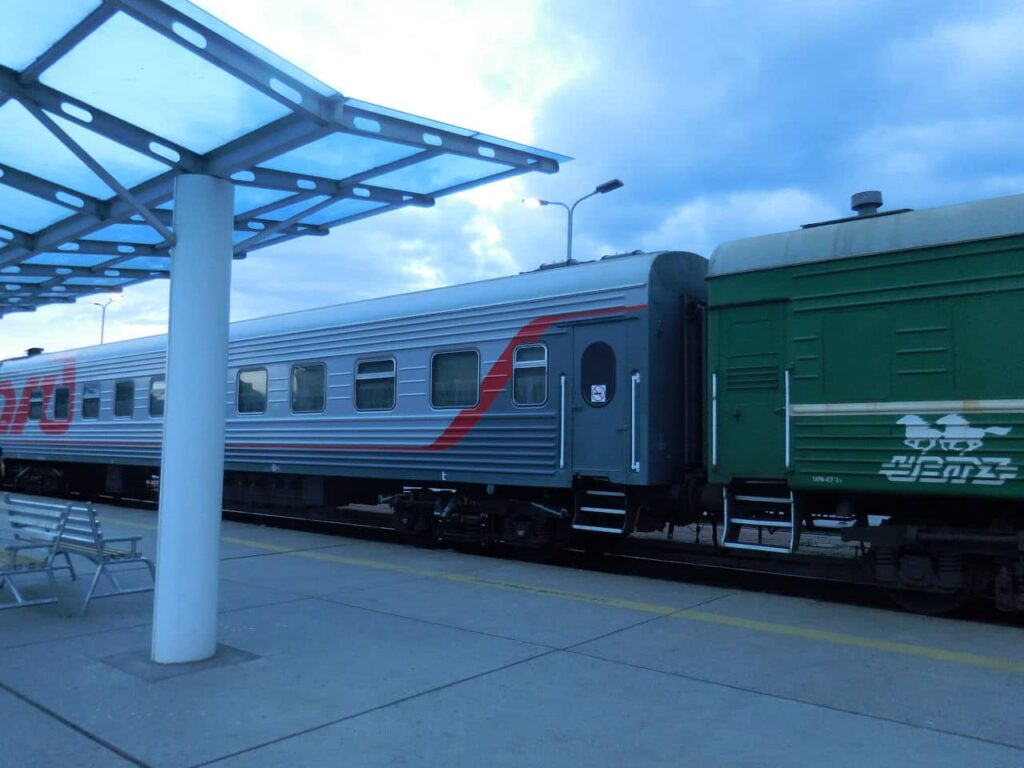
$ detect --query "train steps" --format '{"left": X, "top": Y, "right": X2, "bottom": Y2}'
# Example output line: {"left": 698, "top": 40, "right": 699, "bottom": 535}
{"left": 722, "top": 484, "right": 800, "bottom": 554}
{"left": 572, "top": 486, "right": 630, "bottom": 534}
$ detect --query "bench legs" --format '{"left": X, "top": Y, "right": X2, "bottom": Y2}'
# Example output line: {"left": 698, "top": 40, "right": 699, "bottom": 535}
{"left": 0, "top": 572, "right": 61, "bottom": 610}
{"left": 80, "top": 557, "right": 156, "bottom": 617}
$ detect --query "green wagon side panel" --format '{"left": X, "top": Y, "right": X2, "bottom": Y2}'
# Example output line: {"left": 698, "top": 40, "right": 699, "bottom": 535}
{"left": 709, "top": 232, "right": 1024, "bottom": 500}
{"left": 792, "top": 411, "right": 1024, "bottom": 498}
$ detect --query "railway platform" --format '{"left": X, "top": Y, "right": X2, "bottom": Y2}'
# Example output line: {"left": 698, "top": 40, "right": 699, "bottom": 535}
{"left": 1, "top": 499, "right": 1023, "bottom": 767}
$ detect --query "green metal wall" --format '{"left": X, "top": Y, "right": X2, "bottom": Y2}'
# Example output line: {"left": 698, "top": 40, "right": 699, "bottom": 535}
{"left": 709, "top": 234, "right": 1024, "bottom": 500}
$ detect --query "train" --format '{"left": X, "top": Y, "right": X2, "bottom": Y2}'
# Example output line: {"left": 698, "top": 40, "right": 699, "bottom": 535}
{"left": 2, "top": 190, "right": 1023, "bottom": 614}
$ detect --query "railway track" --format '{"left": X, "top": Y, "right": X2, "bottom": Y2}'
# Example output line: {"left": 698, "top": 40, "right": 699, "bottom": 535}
{"left": 68, "top": 490, "right": 1023, "bottom": 627}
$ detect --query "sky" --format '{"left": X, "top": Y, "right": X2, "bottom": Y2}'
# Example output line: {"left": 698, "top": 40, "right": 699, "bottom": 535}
{"left": 2, "top": 0, "right": 1024, "bottom": 358}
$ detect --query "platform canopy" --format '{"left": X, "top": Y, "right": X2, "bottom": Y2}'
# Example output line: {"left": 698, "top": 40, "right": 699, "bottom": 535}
{"left": 0, "top": 0, "right": 568, "bottom": 317}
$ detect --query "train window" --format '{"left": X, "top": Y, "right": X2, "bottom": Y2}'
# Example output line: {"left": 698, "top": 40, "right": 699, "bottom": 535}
{"left": 431, "top": 350, "right": 479, "bottom": 408}
{"left": 28, "top": 389, "right": 43, "bottom": 420}
{"left": 82, "top": 382, "right": 100, "bottom": 419}
{"left": 237, "top": 368, "right": 267, "bottom": 414}
{"left": 149, "top": 376, "right": 165, "bottom": 417}
{"left": 513, "top": 344, "right": 547, "bottom": 406}
{"left": 53, "top": 387, "right": 70, "bottom": 420}
{"left": 580, "top": 341, "right": 616, "bottom": 407}
{"left": 355, "top": 359, "right": 396, "bottom": 411}
{"left": 114, "top": 380, "right": 134, "bottom": 417}
{"left": 291, "top": 363, "right": 326, "bottom": 413}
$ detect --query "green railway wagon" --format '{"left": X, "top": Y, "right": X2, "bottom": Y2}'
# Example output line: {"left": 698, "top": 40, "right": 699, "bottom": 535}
{"left": 705, "top": 193, "right": 1024, "bottom": 607}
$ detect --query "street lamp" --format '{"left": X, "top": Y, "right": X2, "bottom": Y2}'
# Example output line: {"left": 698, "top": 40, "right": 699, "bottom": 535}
{"left": 89, "top": 293, "right": 122, "bottom": 344}
{"left": 523, "top": 178, "right": 624, "bottom": 263}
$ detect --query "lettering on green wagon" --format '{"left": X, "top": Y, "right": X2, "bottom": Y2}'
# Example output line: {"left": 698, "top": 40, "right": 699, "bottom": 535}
{"left": 880, "top": 413, "right": 1017, "bottom": 486}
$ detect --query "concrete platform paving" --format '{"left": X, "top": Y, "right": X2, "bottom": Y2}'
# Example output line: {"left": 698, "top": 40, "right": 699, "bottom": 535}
{"left": 1, "top": 499, "right": 1023, "bottom": 767}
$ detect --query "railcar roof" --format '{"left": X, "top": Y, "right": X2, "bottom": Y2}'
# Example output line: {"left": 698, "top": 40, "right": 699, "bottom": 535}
{"left": 1, "top": 250, "right": 692, "bottom": 369}
{"left": 708, "top": 192, "right": 1024, "bottom": 278}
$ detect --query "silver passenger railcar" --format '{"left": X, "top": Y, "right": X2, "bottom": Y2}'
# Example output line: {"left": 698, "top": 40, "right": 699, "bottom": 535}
{"left": 0, "top": 251, "right": 707, "bottom": 546}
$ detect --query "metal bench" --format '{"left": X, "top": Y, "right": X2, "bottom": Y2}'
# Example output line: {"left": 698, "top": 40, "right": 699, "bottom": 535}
{"left": 1, "top": 493, "right": 156, "bottom": 614}
{"left": 0, "top": 494, "right": 77, "bottom": 610}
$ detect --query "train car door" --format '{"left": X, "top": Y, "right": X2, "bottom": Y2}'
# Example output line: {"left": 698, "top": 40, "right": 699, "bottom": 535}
{"left": 572, "top": 321, "right": 629, "bottom": 479}
{"left": 713, "top": 302, "right": 787, "bottom": 478}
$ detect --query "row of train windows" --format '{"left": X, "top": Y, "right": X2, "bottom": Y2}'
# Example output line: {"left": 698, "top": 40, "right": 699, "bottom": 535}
{"left": 26, "top": 377, "right": 165, "bottom": 421}
{"left": 24, "top": 345, "right": 548, "bottom": 421}
{"left": 237, "top": 346, "right": 548, "bottom": 414}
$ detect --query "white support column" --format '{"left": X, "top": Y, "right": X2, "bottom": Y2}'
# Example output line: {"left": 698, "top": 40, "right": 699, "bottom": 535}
{"left": 151, "top": 174, "right": 234, "bottom": 664}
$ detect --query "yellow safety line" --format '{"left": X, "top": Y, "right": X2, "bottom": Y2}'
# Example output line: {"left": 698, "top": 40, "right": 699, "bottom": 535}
{"left": 105, "top": 513, "right": 1024, "bottom": 673}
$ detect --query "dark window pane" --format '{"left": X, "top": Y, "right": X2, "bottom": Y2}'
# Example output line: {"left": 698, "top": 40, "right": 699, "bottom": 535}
{"left": 54, "top": 387, "right": 70, "bottom": 420}
{"left": 432, "top": 351, "right": 478, "bottom": 408}
{"left": 82, "top": 382, "right": 100, "bottom": 419}
{"left": 355, "top": 359, "right": 395, "bottom": 411}
{"left": 513, "top": 344, "right": 546, "bottom": 406}
{"left": 114, "top": 380, "right": 134, "bottom": 417}
{"left": 28, "top": 389, "right": 43, "bottom": 420}
{"left": 237, "top": 368, "right": 267, "bottom": 414}
{"left": 580, "top": 341, "right": 616, "bottom": 407}
{"left": 149, "top": 376, "right": 165, "bottom": 417}
{"left": 291, "top": 363, "right": 325, "bottom": 413}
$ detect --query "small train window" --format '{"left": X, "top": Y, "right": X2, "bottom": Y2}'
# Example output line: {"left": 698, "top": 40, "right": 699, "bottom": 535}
{"left": 114, "top": 380, "right": 134, "bottom": 417}
{"left": 149, "top": 376, "right": 165, "bottom": 417}
{"left": 53, "top": 387, "right": 70, "bottom": 420}
{"left": 237, "top": 368, "right": 267, "bottom": 414}
{"left": 82, "top": 383, "right": 100, "bottom": 419}
{"left": 28, "top": 389, "right": 43, "bottom": 420}
{"left": 432, "top": 350, "right": 479, "bottom": 408}
{"left": 580, "top": 342, "right": 616, "bottom": 408}
{"left": 513, "top": 344, "right": 547, "bottom": 406}
{"left": 355, "top": 359, "right": 396, "bottom": 411}
{"left": 291, "top": 363, "right": 326, "bottom": 413}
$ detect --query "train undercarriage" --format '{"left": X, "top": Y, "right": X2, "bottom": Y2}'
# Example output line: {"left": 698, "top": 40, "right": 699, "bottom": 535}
{"left": 4, "top": 458, "right": 1023, "bottom": 615}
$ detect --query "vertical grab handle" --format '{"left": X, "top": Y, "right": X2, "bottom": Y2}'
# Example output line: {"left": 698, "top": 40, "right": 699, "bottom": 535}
{"left": 630, "top": 371, "right": 641, "bottom": 472}
{"left": 784, "top": 367, "right": 791, "bottom": 469}
{"left": 711, "top": 372, "right": 718, "bottom": 467}
{"left": 559, "top": 374, "right": 566, "bottom": 470}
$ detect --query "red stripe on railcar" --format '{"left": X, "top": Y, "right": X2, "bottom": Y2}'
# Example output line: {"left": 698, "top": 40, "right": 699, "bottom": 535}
{"left": 0, "top": 304, "right": 646, "bottom": 454}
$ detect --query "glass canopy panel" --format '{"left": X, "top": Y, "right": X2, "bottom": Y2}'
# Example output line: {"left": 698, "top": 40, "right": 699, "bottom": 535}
{"left": 83, "top": 223, "right": 166, "bottom": 244}
{"left": 64, "top": 276, "right": 132, "bottom": 287}
{"left": 346, "top": 99, "right": 478, "bottom": 138}
{"left": 161, "top": 0, "right": 336, "bottom": 98}
{"left": 234, "top": 187, "right": 295, "bottom": 214}
{"left": 473, "top": 132, "right": 573, "bottom": 163}
{"left": 0, "top": 102, "right": 110, "bottom": 198}
{"left": 0, "top": 275, "right": 49, "bottom": 285}
{"left": 26, "top": 252, "right": 113, "bottom": 268}
{"left": 0, "top": 0, "right": 102, "bottom": 70}
{"left": 367, "top": 155, "right": 513, "bottom": 195}
{"left": 261, "top": 132, "right": 421, "bottom": 180}
{"left": 115, "top": 256, "right": 172, "bottom": 271}
{"left": 0, "top": 186, "right": 74, "bottom": 231}
{"left": 49, "top": 113, "right": 170, "bottom": 193}
{"left": 40, "top": 11, "right": 290, "bottom": 154}
{"left": 261, "top": 196, "right": 329, "bottom": 222}
{"left": 302, "top": 199, "right": 385, "bottom": 225}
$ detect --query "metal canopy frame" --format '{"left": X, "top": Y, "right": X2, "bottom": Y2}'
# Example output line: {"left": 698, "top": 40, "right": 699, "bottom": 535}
{"left": 0, "top": 0, "right": 567, "bottom": 316}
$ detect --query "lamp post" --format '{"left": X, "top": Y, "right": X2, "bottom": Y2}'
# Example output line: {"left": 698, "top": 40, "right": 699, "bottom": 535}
{"left": 89, "top": 293, "right": 122, "bottom": 344}
{"left": 524, "top": 178, "right": 624, "bottom": 263}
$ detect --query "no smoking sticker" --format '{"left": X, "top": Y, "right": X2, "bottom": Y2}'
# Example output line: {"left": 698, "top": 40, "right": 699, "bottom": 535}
{"left": 591, "top": 384, "right": 607, "bottom": 403}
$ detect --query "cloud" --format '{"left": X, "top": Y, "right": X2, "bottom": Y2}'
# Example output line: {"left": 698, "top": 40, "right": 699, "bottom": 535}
{"left": 886, "top": 5, "right": 1024, "bottom": 109}
{"left": 5, "top": 1, "right": 1024, "bottom": 360}
{"left": 196, "top": 0, "right": 590, "bottom": 142}
{"left": 639, "top": 187, "right": 840, "bottom": 257}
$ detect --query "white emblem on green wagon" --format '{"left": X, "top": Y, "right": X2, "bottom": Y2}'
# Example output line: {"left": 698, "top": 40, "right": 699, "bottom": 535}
{"left": 880, "top": 414, "right": 1017, "bottom": 486}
